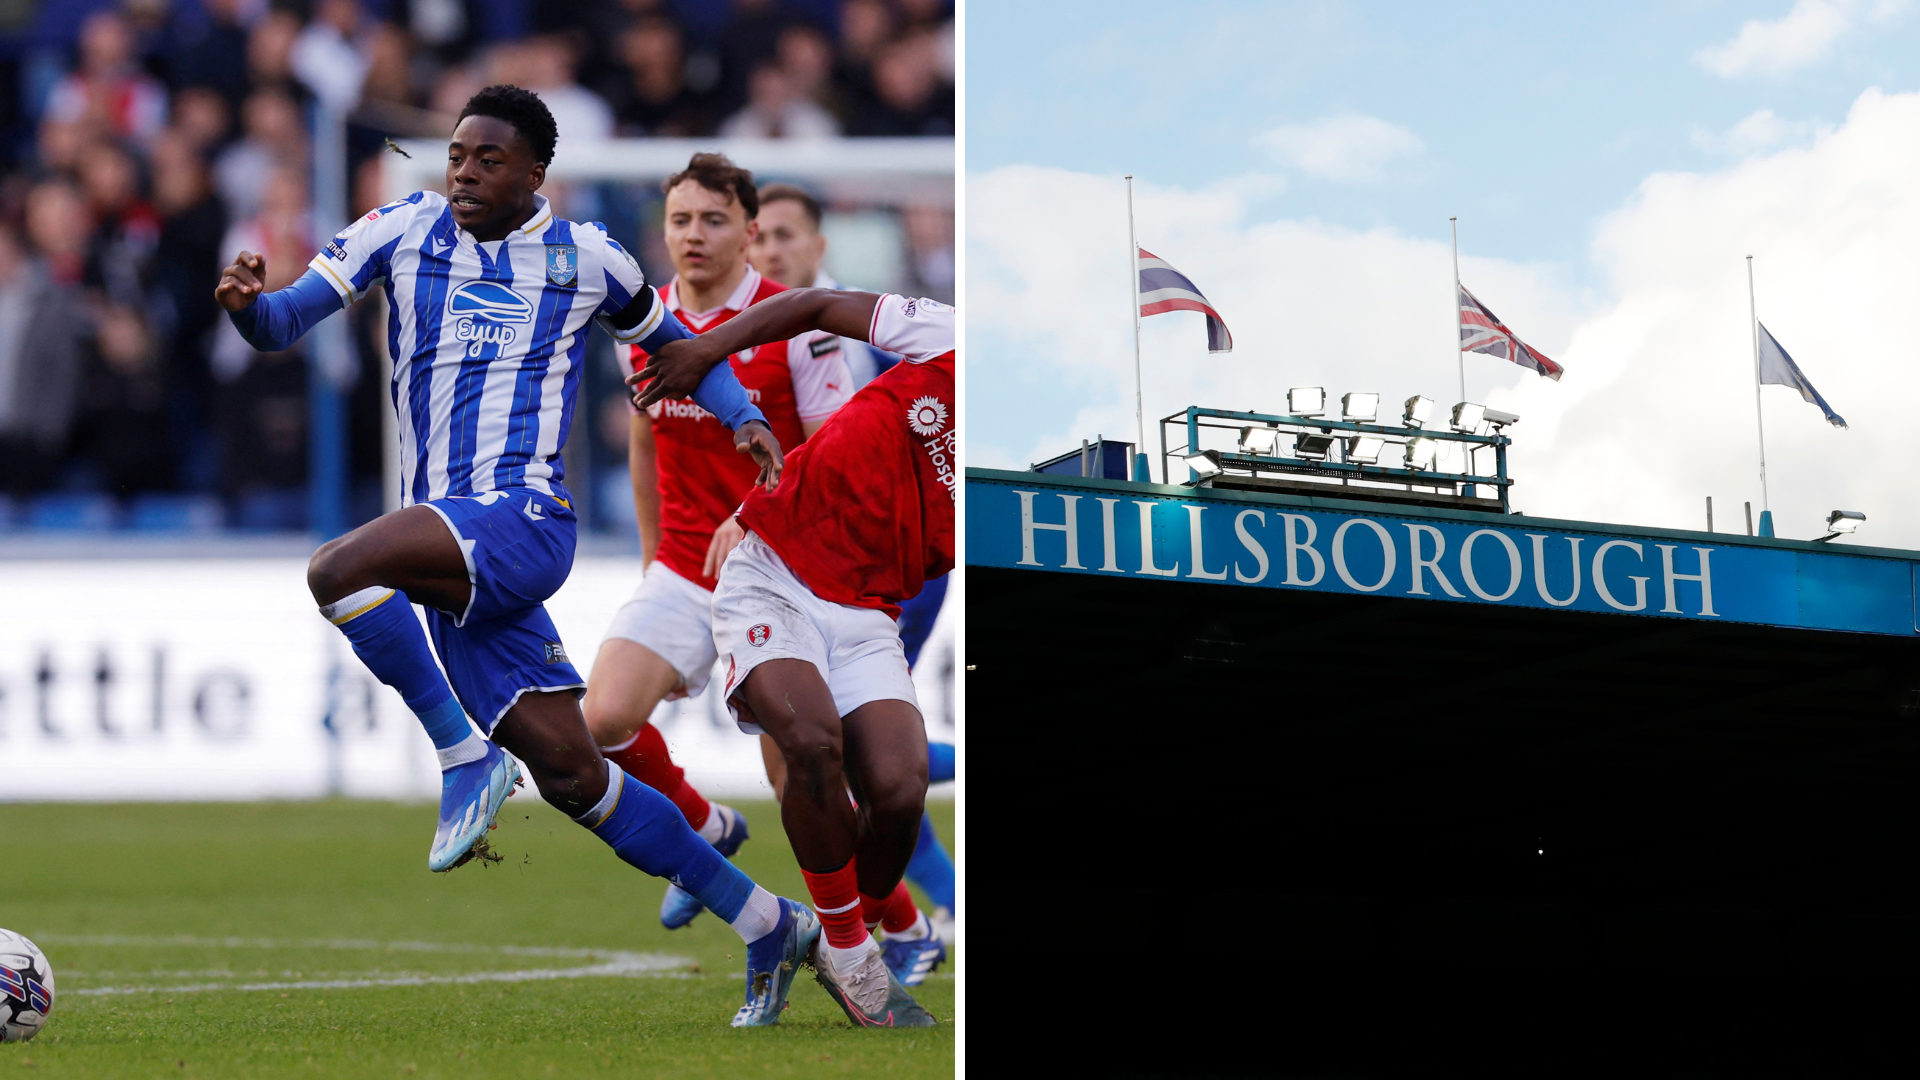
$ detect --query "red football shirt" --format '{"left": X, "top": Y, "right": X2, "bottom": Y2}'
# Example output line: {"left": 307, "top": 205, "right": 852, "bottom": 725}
{"left": 737, "top": 294, "right": 956, "bottom": 617}
{"left": 633, "top": 265, "right": 851, "bottom": 589}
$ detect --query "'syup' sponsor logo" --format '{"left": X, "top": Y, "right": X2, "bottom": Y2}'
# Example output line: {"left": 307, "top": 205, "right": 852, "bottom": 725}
{"left": 449, "top": 281, "right": 534, "bottom": 356}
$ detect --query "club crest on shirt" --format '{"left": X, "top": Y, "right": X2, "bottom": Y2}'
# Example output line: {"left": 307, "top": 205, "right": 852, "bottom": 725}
{"left": 546, "top": 243, "right": 577, "bottom": 286}
{"left": 747, "top": 624, "right": 772, "bottom": 647}
{"left": 907, "top": 396, "right": 948, "bottom": 437}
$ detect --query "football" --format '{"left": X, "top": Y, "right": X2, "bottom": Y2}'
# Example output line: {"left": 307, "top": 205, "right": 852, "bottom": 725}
{"left": 0, "top": 929, "right": 53, "bottom": 1043}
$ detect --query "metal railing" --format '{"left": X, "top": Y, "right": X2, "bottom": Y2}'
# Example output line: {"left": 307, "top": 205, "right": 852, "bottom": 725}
{"left": 1158, "top": 405, "right": 1515, "bottom": 513}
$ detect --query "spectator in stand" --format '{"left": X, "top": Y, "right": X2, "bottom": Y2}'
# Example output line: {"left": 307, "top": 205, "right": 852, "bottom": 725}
{"left": 777, "top": 25, "right": 840, "bottom": 118}
{"left": 164, "top": 0, "right": 253, "bottom": 109}
{"left": 76, "top": 140, "right": 161, "bottom": 310}
{"left": 215, "top": 88, "right": 308, "bottom": 223}
{"left": 169, "top": 87, "right": 233, "bottom": 155}
{"left": 720, "top": 59, "right": 839, "bottom": 139}
{"left": 247, "top": 9, "right": 304, "bottom": 91}
{"left": 850, "top": 31, "right": 952, "bottom": 137}
{"left": 612, "top": 16, "right": 716, "bottom": 136}
{"left": 291, "top": 0, "right": 373, "bottom": 113}
{"left": 73, "top": 302, "right": 173, "bottom": 497}
{"left": 212, "top": 163, "right": 313, "bottom": 527}
{"left": 0, "top": 223, "right": 88, "bottom": 496}
{"left": 719, "top": 0, "right": 802, "bottom": 111}
{"left": 490, "top": 36, "right": 614, "bottom": 142}
{"left": 26, "top": 180, "right": 91, "bottom": 289}
{"left": 44, "top": 9, "right": 169, "bottom": 146}
{"left": 834, "top": 0, "right": 894, "bottom": 105}
{"left": 150, "top": 129, "right": 229, "bottom": 423}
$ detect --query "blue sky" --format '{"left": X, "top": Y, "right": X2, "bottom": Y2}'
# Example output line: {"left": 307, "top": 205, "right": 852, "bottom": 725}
{"left": 966, "top": 1, "right": 1920, "bottom": 544}
{"left": 968, "top": 0, "right": 1920, "bottom": 275}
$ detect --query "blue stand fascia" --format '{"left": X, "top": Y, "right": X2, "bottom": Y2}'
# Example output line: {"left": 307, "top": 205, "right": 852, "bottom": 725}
{"left": 1132, "top": 452, "right": 1151, "bottom": 482}
{"left": 1758, "top": 510, "right": 1775, "bottom": 538}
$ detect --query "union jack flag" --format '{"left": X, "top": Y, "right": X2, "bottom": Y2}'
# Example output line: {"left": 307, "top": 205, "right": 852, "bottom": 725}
{"left": 1459, "top": 284, "right": 1562, "bottom": 381}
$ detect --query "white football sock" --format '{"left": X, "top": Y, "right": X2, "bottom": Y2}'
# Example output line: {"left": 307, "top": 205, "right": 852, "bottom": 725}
{"left": 823, "top": 935, "right": 874, "bottom": 975}
{"left": 730, "top": 885, "right": 781, "bottom": 944}
{"left": 436, "top": 732, "right": 488, "bottom": 770}
{"left": 698, "top": 804, "right": 730, "bottom": 845}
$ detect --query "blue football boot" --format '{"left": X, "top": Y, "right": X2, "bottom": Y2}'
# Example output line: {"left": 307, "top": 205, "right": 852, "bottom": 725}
{"left": 880, "top": 933, "right": 947, "bottom": 987}
{"left": 731, "top": 898, "right": 820, "bottom": 1027}
{"left": 660, "top": 803, "right": 750, "bottom": 929}
{"left": 428, "top": 742, "right": 520, "bottom": 872}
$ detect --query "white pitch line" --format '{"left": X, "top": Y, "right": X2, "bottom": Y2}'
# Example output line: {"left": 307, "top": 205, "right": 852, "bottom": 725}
{"left": 36, "top": 935, "right": 693, "bottom": 997}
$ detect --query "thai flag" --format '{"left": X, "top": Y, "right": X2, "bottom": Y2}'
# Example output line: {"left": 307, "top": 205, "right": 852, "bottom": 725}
{"left": 1138, "top": 248, "right": 1233, "bottom": 353}
{"left": 1459, "top": 284, "right": 1563, "bottom": 381}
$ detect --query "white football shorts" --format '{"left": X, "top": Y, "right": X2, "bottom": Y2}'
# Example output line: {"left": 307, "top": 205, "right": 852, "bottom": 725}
{"left": 711, "top": 531, "right": 918, "bottom": 734}
{"left": 601, "top": 559, "right": 717, "bottom": 700}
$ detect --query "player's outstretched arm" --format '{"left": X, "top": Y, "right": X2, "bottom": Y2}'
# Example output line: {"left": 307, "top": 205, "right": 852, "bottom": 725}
{"left": 215, "top": 251, "right": 344, "bottom": 352}
{"left": 628, "top": 288, "right": 880, "bottom": 410}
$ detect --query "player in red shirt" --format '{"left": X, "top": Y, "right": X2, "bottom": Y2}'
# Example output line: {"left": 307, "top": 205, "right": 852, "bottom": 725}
{"left": 632, "top": 288, "right": 952, "bottom": 1029}
{"left": 582, "top": 154, "right": 852, "bottom": 932}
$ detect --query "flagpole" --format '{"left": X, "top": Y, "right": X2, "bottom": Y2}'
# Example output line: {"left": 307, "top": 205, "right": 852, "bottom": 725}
{"left": 1748, "top": 255, "right": 1774, "bottom": 537}
{"left": 1451, "top": 216, "right": 1464, "bottom": 404}
{"left": 1127, "top": 174, "right": 1148, "bottom": 482}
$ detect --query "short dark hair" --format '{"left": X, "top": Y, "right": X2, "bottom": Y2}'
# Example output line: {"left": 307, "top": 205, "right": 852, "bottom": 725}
{"left": 664, "top": 152, "right": 758, "bottom": 219}
{"left": 757, "top": 183, "right": 822, "bottom": 229}
{"left": 458, "top": 84, "right": 558, "bottom": 165}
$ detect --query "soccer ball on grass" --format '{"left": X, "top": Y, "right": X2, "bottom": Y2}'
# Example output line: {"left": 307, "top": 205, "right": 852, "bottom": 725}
{"left": 0, "top": 929, "right": 53, "bottom": 1043}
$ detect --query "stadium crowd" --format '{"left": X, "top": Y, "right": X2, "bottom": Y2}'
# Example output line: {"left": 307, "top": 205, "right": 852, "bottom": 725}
{"left": 0, "top": 0, "right": 953, "bottom": 532}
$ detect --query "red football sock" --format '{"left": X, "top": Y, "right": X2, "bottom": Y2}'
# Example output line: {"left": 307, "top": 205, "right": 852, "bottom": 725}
{"left": 801, "top": 860, "right": 869, "bottom": 950}
{"left": 604, "top": 724, "right": 710, "bottom": 831}
{"left": 859, "top": 882, "right": 920, "bottom": 934}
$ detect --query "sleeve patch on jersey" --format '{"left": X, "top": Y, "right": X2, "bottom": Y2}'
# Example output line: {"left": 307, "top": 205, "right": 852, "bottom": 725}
{"left": 809, "top": 335, "right": 842, "bottom": 358}
{"left": 325, "top": 239, "right": 348, "bottom": 260}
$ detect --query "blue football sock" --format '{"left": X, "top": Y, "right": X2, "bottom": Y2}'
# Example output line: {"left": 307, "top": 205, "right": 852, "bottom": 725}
{"left": 905, "top": 813, "right": 956, "bottom": 912}
{"left": 578, "top": 763, "right": 780, "bottom": 942}
{"left": 319, "top": 586, "right": 470, "bottom": 754}
{"left": 928, "top": 741, "right": 955, "bottom": 784}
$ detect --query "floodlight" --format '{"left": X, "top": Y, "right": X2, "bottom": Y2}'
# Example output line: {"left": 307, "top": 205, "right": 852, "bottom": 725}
{"left": 1484, "top": 408, "right": 1520, "bottom": 428}
{"left": 1341, "top": 393, "right": 1380, "bottom": 422}
{"left": 1183, "top": 451, "right": 1222, "bottom": 479}
{"left": 1822, "top": 510, "right": 1865, "bottom": 538}
{"left": 1450, "top": 402, "right": 1486, "bottom": 433}
{"left": 1346, "top": 435, "right": 1385, "bottom": 464}
{"left": 1403, "top": 395, "right": 1435, "bottom": 428}
{"left": 1239, "top": 426, "right": 1280, "bottom": 455}
{"left": 1294, "top": 431, "right": 1335, "bottom": 458}
{"left": 1404, "top": 438, "right": 1438, "bottom": 469}
{"left": 1288, "top": 387, "right": 1326, "bottom": 416}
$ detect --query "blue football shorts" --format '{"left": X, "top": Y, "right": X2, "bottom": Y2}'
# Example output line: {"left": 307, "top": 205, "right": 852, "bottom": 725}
{"left": 419, "top": 488, "right": 584, "bottom": 733}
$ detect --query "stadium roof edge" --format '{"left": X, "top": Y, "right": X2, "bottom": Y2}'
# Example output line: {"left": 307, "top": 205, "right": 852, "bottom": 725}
{"left": 965, "top": 466, "right": 1920, "bottom": 563}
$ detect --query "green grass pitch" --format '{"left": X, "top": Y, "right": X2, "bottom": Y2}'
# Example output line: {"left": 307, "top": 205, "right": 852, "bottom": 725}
{"left": 0, "top": 797, "right": 956, "bottom": 1078}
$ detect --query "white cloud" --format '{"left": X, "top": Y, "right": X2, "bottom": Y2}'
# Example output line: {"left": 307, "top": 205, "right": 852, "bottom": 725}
{"left": 1691, "top": 108, "right": 1818, "bottom": 155}
{"left": 1253, "top": 114, "right": 1423, "bottom": 180}
{"left": 969, "top": 87, "right": 1920, "bottom": 547}
{"left": 1694, "top": 0, "right": 1905, "bottom": 78}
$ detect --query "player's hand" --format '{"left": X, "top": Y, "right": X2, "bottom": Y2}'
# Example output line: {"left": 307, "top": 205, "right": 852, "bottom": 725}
{"left": 735, "top": 419, "right": 784, "bottom": 492}
{"left": 703, "top": 516, "right": 746, "bottom": 579}
{"left": 215, "top": 251, "right": 267, "bottom": 312}
{"left": 628, "top": 336, "right": 727, "bottom": 409}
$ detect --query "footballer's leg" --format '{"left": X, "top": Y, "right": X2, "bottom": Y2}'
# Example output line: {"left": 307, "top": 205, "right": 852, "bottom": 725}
{"left": 490, "top": 689, "right": 817, "bottom": 1027}
{"left": 907, "top": 742, "right": 957, "bottom": 947}
{"left": 307, "top": 506, "right": 516, "bottom": 872}
{"left": 740, "top": 662, "right": 934, "bottom": 1027}
{"left": 587, "top": 578, "right": 750, "bottom": 928}
{"left": 842, "top": 699, "right": 945, "bottom": 988}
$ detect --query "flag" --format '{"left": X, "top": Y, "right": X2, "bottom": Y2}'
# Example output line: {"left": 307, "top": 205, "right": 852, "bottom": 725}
{"left": 1458, "top": 284, "right": 1563, "bottom": 381}
{"left": 1137, "top": 247, "right": 1232, "bottom": 352}
{"left": 1757, "top": 322, "right": 1846, "bottom": 428}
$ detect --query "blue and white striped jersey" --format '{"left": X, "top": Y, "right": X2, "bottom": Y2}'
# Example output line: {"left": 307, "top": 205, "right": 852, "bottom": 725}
{"left": 308, "top": 191, "right": 663, "bottom": 506}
